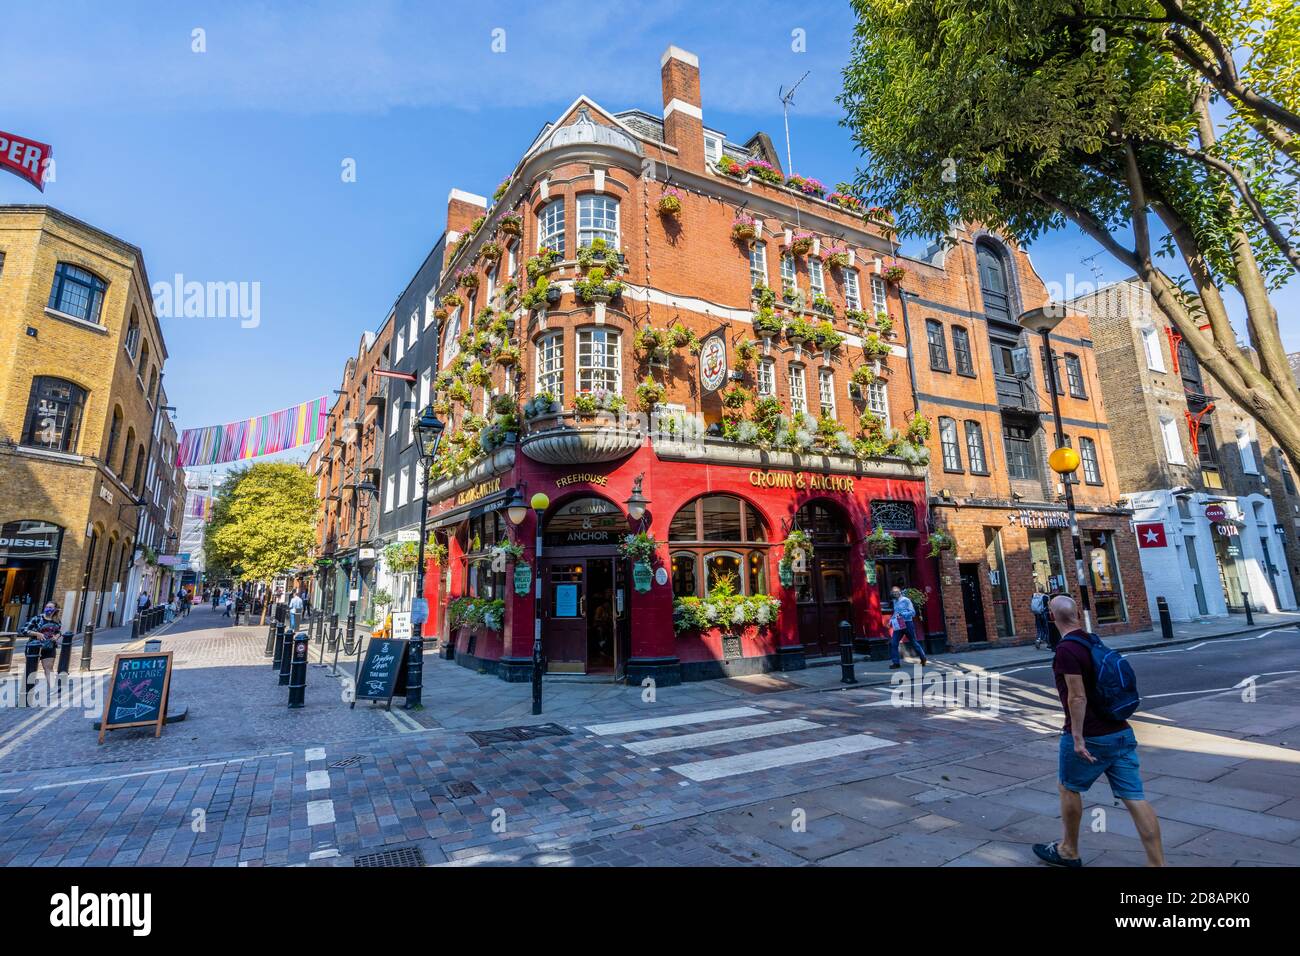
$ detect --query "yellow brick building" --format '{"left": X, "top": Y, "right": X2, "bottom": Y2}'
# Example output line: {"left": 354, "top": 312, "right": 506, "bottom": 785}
{"left": 0, "top": 206, "right": 172, "bottom": 632}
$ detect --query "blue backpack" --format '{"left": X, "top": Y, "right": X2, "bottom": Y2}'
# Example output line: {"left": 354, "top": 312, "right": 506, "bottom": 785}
{"left": 1062, "top": 632, "right": 1140, "bottom": 721}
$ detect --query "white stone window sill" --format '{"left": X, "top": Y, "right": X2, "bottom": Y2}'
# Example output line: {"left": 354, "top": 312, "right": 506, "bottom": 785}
{"left": 44, "top": 308, "right": 107, "bottom": 334}
{"left": 16, "top": 444, "right": 84, "bottom": 464}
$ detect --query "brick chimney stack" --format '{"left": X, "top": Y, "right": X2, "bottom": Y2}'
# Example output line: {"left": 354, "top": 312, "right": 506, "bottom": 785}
{"left": 660, "top": 46, "right": 704, "bottom": 172}
{"left": 444, "top": 188, "right": 488, "bottom": 269}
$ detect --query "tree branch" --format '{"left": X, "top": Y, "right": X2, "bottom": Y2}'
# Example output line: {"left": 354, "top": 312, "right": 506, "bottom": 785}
{"left": 1006, "top": 177, "right": 1140, "bottom": 273}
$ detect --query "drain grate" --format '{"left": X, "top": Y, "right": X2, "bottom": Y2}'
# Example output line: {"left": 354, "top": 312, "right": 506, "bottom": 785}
{"left": 445, "top": 781, "right": 481, "bottom": 799}
{"left": 514, "top": 722, "right": 572, "bottom": 740}
{"left": 467, "top": 723, "right": 574, "bottom": 747}
{"left": 329, "top": 755, "right": 366, "bottom": 769}
{"left": 353, "top": 845, "right": 426, "bottom": 868}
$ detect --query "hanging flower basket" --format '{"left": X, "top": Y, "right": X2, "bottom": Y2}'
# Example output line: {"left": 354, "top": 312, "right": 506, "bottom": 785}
{"left": 457, "top": 270, "right": 480, "bottom": 290}
{"left": 787, "top": 233, "right": 815, "bottom": 257}
{"left": 732, "top": 215, "right": 759, "bottom": 243}
{"left": 499, "top": 214, "right": 523, "bottom": 237}
{"left": 657, "top": 189, "right": 683, "bottom": 218}
{"left": 883, "top": 264, "right": 909, "bottom": 285}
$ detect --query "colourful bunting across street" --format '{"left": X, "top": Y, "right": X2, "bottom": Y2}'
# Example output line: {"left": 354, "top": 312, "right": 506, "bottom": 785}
{"left": 176, "top": 396, "right": 328, "bottom": 467}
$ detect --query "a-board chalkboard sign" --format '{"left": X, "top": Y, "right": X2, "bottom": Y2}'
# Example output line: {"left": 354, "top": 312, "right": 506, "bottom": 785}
{"left": 98, "top": 651, "right": 173, "bottom": 744}
{"left": 352, "top": 638, "right": 408, "bottom": 709}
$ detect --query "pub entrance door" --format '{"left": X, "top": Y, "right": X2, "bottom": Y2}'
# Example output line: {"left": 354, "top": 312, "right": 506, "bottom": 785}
{"left": 540, "top": 496, "right": 627, "bottom": 675}
{"left": 793, "top": 502, "right": 854, "bottom": 656}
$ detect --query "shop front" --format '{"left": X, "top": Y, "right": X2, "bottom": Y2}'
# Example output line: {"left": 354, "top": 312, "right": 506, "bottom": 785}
{"left": 425, "top": 438, "right": 934, "bottom": 685}
{"left": 0, "top": 520, "right": 64, "bottom": 631}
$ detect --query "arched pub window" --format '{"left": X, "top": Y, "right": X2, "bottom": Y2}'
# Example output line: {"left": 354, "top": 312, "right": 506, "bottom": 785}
{"left": 669, "top": 494, "right": 769, "bottom": 597}
{"left": 869, "top": 499, "right": 918, "bottom": 612}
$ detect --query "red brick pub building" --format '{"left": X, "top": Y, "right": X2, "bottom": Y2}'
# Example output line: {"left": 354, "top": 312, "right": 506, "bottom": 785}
{"left": 412, "top": 46, "right": 1145, "bottom": 685}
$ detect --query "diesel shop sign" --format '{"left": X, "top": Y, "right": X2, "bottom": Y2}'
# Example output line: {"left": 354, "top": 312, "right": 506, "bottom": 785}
{"left": 0, "top": 129, "right": 52, "bottom": 192}
{"left": 0, "top": 521, "right": 63, "bottom": 560}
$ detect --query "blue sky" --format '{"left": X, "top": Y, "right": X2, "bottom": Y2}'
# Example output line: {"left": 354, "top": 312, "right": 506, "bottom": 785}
{"left": 2, "top": 0, "right": 1295, "bottom": 437}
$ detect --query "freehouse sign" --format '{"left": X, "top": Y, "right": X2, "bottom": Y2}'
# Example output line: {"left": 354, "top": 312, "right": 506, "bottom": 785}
{"left": 749, "top": 470, "right": 856, "bottom": 492}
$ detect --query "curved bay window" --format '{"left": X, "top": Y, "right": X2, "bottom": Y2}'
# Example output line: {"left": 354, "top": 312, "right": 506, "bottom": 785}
{"left": 22, "top": 377, "right": 87, "bottom": 453}
{"left": 48, "top": 262, "right": 107, "bottom": 324}
{"left": 577, "top": 328, "right": 620, "bottom": 394}
{"left": 669, "top": 495, "right": 769, "bottom": 598}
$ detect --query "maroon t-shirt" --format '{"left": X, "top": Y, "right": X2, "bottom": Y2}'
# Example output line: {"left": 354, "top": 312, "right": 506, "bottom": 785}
{"left": 1053, "top": 630, "right": 1129, "bottom": 738}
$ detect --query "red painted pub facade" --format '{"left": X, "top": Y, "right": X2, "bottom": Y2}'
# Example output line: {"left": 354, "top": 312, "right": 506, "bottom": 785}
{"left": 403, "top": 45, "right": 945, "bottom": 684}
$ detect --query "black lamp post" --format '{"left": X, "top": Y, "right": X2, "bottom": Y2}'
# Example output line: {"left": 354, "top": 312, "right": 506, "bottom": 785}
{"left": 407, "top": 405, "right": 444, "bottom": 709}
{"left": 1019, "top": 305, "right": 1093, "bottom": 632}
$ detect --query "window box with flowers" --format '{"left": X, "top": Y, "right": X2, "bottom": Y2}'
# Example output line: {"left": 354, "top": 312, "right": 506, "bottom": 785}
{"left": 572, "top": 389, "right": 625, "bottom": 418}
{"left": 811, "top": 293, "right": 836, "bottom": 318}
{"left": 845, "top": 308, "right": 869, "bottom": 328}
{"left": 577, "top": 237, "right": 623, "bottom": 272}
{"left": 827, "top": 186, "right": 863, "bottom": 212}
{"left": 573, "top": 267, "right": 623, "bottom": 304}
{"left": 523, "top": 391, "right": 560, "bottom": 420}
{"left": 673, "top": 575, "right": 782, "bottom": 634}
{"left": 521, "top": 278, "right": 560, "bottom": 312}
{"left": 813, "top": 321, "right": 843, "bottom": 355}
{"left": 447, "top": 597, "right": 505, "bottom": 633}
{"left": 493, "top": 178, "right": 511, "bottom": 202}
{"left": 731, "top": 214, "right": 759, "bottom": 244}
{"left": 862, "top": 333, "right": 892, "bottom": 363}
{"left": 874, "top": 311, "right": 895, "bottom": 338}
{"left": 785, "top": 174, "right": 825, "bottom": 198}
{"left": 751, "top": 307, "right": 783, "bottom": 341}
{"left": 865, "top": 526, "right": 898, "bottom": 556}
{"left": 785, "top": 316, "right": 817, "bottom": 347}
{"left": 657, "top": 188, "right": 682, "bottom": 218}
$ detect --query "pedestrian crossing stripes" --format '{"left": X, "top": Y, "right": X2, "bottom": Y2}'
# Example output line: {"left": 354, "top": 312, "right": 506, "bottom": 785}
{"left": 669, "top": 734, "right": 898, "bottom": 782}
{"left": 583, "top": 706, "right": 899, "bottom": 783}
{"left": 586, "top": 706, "right": 767, "bottom": 736}
{"left": 622, "top": 718, "right": 824, "bottom": 756}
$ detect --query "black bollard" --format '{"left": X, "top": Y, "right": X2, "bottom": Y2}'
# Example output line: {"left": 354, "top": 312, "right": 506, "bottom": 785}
{"left": 79, "top": 625, "right": 95, "bottom": 672}
{"left": 130, "top": 613, "right": 140, "bottom": 642}
{"left": 1156, "top": 596, "right": 1173, "bottom": 640}
{"left": 272, "top": 610, "right": 286, "bottom": 670}
{"left": 278, "top": 624, "right": 294, "bottom": 686}
{"left": 531, "top": 629, "right": 544, "bottom": 716}
{"left": 327, "top": 614, "right": 339, "bottom": 653}
{"left": 22, "top": 640, "right": 40, "bottom": 707}
{"left": 288, "top": 632, "right": 308, "bottom": 708}
{"left": 56, "top": 630, "right": 74, "bottom": 676}
{"left": 838, "top": 620, "right": 858, "bottom": 684}
{"left": 264, "top": 603, "right": 278, "bottom": 657}
{"left": 1243, "top": 592, "right": 1254, "bottom": 626}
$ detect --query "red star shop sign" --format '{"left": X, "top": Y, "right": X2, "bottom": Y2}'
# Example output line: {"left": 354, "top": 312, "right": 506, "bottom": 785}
{"left": 1136, "top": 522, "right": 1168, "bottom": 548}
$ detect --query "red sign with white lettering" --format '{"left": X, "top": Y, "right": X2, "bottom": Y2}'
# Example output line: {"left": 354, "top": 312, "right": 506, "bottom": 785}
{"left": 1136, "top": 522, "right": 1167, "bottom": 548}
{"left": 1204, "top": 504, "right": 1227, "bottom": 523}
{"left": 0, "top": 129, "right": 51, "bottom": 192}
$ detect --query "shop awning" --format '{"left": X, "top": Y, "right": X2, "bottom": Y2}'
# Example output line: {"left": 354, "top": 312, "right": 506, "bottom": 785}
{"left": 429, "top": 490, "right": 511, "bottom": 531}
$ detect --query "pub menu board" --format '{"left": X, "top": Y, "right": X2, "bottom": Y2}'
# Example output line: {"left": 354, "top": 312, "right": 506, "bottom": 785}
{"left": 352, "top": 638, "right": 409, "bottom": 708}
{"left": 98, "top": 651, "right": 173, "bottom": 744}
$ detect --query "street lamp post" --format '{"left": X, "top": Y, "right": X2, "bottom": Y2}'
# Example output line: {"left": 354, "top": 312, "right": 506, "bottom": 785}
{"left": 343, "top": 420, "right": 377, "bottom": 661}
{"left": 529, "top": 492, "right": 549, "bottom": 715}
{"left": 407, "top": 406, "right": 445, "bottom": 710}
{"left": 1019, "top": 306, "right": 1093, "bottom": 632}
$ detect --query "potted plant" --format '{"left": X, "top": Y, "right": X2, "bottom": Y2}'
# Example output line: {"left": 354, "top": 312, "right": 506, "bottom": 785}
{"left": 717, "top": 154, "right": 747, "bottom": 179}
{"left": 785, "top": 316, "right": 816, "bottom": 347}
{"left": 499, "top": 213, "right": 523, "bottom": 237}
{"left": 526, "top": 247, "right": 563, "bottom": 281}
{"left": 862, "top": 333, "right": 892, "bottom": 362}
{"left": 457, "top": 269, "right": 480, "bottom": 290}
{"left": 821, "top": 245, "right": 851, "bottom": 269}
{"left": 811, "top": 293, "right": 836, "bottom": 317}
{"left": 479, "top": 241, "right": 502, "bottom": 264}
{"left": 618, "top": 531, "right": 661, "bottom": 581}
{"left": 657, "top": 188, "right": 682, "bottom": 218}
{"left": 721, "top": 384, "right": 752, "bottom": 410}
{"left": 523, "top": 391, "right": 559, "bottom": 420}
{"left": 751, "top": 283, "right": 776, "bottom": 309}
{"left": 875, "top": 311, "right": 895, "bottom": 337}
{"left": 635, "top": 377, "right": 665, "bottom": 410}
{"left": 787, "top": 232, "right": 815, "bottom": 256}
{"left": 844, "top": 307, "right": 868, "bottom": 328}
{"left": 927, "top": 530, "right": 956, "bottom": 558}
{"left": 442, "top": 292, "right": 463, "bottom": 311}
{"left": 572, "top": 391, "right": 599, "bottom": 418}
{"left": 731, "top": 214, "right": 759, "bottom": 243}
{"left": 849, "top": 364, "right": 877, "bottom": 400}
{"left": 574, "top": 266, "right": 622, "bottom": 303}
{"left": 752, "top": 307, "right": 783, "bottom": 341}
{"left": 495, "top": 343, "right": 520, "bottom": 367}
{"left": 883, "top": 264, "right": 909, "bottom": 285}
{"left": 813, "top": 320, "right": 843, "bottom": 354}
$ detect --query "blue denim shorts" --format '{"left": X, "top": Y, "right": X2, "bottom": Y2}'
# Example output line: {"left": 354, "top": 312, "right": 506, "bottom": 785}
{"left": 1058, "top": 728, "right": 1145, "bottom": 800}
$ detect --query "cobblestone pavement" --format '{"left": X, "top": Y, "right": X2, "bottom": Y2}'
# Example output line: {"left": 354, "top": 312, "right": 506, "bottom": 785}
{"left": 0, "top": 611, "right": 1297, "bottom": 867}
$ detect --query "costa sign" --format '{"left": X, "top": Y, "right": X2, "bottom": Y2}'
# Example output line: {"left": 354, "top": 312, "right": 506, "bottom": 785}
{"left": 1204, "top": 503, "right": 1227, "bottom": 523}
{"left": 0, "top": 129, "right": 51, "bottom": 192}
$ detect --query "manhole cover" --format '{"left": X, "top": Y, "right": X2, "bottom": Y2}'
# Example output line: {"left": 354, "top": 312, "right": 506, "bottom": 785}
{"left": 514, "top": 723, "right": 572, "bottom": 740}
{"left": 353, "top": 846, "right": 426, "bottom": 867}
{"left": 445, "top": 781, "right": 481, "bottom": 799}
{"left": 329, "top": 755, "right": 365, "bottom": 769}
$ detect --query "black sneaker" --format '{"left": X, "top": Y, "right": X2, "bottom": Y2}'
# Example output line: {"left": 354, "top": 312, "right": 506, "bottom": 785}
{"left": 889, "top": 663, "right": 901, "bottom": 670}
{"left": 1033, "top": 842, "right": 1082, "bottom": 868}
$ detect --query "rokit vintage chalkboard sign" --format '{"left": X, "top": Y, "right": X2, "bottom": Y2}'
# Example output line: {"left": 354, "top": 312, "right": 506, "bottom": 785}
{"left": 351, "top": 637, "right": 408, "bottom": 709}
{"left": 98, "top": 651, "right": 173, "bottom": 744}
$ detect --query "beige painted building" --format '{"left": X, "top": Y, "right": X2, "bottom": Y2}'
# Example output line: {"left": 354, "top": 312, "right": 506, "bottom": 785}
{"left": 0, "top": 205, "right": 171, "bottom": 632}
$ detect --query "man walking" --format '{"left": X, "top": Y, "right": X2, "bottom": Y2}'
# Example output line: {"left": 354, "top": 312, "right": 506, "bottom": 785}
{"left": 888, "top": 585, "right": 928, "bottom": 669}
{"left": 1034, "top": 595, "right": 1164, "bottom": 867}
{"left": 288, "top": 589, "right": 304, "bottom": 632}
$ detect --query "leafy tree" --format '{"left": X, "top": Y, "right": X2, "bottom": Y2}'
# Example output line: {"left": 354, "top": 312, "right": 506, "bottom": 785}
{"left": 839, "top": 0, "right": 1300, "bottom": 465}
{"left": 205, "top": 463, "right": 317, "bottom": 617}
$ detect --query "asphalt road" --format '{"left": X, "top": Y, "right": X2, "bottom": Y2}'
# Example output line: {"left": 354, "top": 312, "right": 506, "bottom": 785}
{"left": 997, "top": 627, "right": 1300, "bottom": 703}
